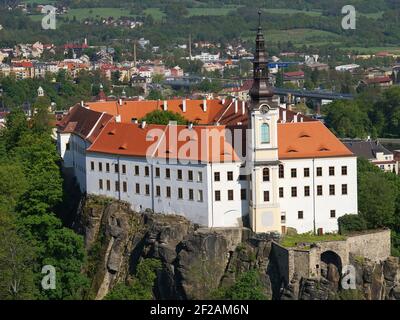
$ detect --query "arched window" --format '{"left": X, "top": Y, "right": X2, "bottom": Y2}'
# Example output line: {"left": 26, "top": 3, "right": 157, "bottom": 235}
{"left": 260, "top": 123, "right": 270, "bottom": 144}
{"left": 279, "top": 164, "right": 284, "bottom": 178}
{"left": 263, "top": 168, "right": 270, "bottom": 182}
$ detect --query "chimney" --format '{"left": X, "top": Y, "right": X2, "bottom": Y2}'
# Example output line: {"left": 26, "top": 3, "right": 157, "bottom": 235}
{"left": 141, "top": 121, "right": 147, "bottom": 128}
{"left": 188, "top": 122, "right": 193, "bottom": 130}
{"left": 116, "top": 115, "right": 121, "bottom": 123}
{"left": 131, "top": 118, "right": 138, "bottom": 124}
{"left": 118, "top": 98, "right": 123, "bottom": 106}
{"left": 222, "top": 98, "right": 225, "bottom": 105}
{"left": 182, "top": 99, "right": 187, "bottom": 112}
{"left": 242, "top": 101, "right": 246, "bottom": 115}
{"left": 282, "top": 110, "right": 287, "bottom": 123}
{"left": 203, "top": 99, "right": 207, "bottom": 112}
{"left": 80, "top": 100, "right": 84, "bottom": 107}
{"left": 234, "top": 99, "right": 238, "bottom": 114}
{"left": 163, "top": 100, "right": 168, "bottom": 111}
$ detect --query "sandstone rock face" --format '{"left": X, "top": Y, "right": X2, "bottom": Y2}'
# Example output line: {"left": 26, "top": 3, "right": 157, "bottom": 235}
{"left": 77, "top": 196, "right": 400, "bottom": 300}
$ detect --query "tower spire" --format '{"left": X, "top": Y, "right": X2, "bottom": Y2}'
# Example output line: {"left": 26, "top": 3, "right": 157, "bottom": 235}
{"left": 249, "top": 10, "right": 274, "bottom": 103}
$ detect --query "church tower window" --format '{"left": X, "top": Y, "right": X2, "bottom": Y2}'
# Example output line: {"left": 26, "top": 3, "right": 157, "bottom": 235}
{"left": 261, "top": 123, "right": 270, "bottom": 144}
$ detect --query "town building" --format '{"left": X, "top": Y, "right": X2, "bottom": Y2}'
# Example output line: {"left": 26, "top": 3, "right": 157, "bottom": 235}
{"left": 343, "top": 139, "right": 398, "bottom": 174}
{"left": 57, "top": 20, "right": 358, "bottom": 234}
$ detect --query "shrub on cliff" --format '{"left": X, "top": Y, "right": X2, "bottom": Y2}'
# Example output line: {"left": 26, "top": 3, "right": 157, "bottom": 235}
{"left": 338, "top": 214, "right": 368, "bottom": 234}
{"left": 105, "top": 258, "right": 161, "bottom": 300}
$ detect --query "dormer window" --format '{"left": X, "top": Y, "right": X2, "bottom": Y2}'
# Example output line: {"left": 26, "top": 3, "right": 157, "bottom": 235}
{"left": 260, "top": 123, "right": 270, "bottom": 144}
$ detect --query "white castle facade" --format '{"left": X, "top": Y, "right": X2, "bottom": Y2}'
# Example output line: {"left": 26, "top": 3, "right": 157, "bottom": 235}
{"left": 57, "top": 27, "right": 358, "bottom": 234}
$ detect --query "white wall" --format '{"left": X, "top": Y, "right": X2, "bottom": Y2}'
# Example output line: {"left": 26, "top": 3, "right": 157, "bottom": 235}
{"left": 208, "top": 162, "right": 248, "bottom": 228}
{"left": 278, "top": 156, "right": 358, "bottom": 233}
{"left": 86, "top": 153, "right": 214, "bottom": 226}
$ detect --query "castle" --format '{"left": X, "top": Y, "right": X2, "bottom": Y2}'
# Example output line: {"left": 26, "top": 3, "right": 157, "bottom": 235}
{"left": 57, "top": 20, "right": 358, "bottom": 234}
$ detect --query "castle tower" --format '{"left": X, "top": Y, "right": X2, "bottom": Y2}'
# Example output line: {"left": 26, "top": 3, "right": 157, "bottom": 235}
{"left": 247, "top": 11, "right": 281, "bottom": 234}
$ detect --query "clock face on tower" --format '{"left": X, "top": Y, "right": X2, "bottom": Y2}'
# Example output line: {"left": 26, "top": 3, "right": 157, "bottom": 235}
{"left": 259, "top": 104, "right": 271, "bottom": 114}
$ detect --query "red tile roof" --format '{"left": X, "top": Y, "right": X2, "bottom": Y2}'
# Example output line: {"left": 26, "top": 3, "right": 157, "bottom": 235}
{"left": 85, "top": 99, "right": 230, "bottom": 125}
{"left": 57, "top": 105, "right": 113, "bottom": 141}
{"left": 278, "top": 122, "right": 354, "bottom": 159}
{"left": 87, "top": 122, "right": 240, "bottom": 163}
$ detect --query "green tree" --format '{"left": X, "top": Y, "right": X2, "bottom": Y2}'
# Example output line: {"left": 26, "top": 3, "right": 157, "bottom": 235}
{"left": 105, "top": 259, "right": 161, "bottom": 300}
{"left": 0, "top": 219, "right": 37, "bottom": 300}
{"left": 147, "top": 89, "right": 164, "bottom": 100}
{"left": 141, "top": 110, "right": 188, "bottom": 125}
{"left": 212, "top": 270, "right": 268, "bottom": 300}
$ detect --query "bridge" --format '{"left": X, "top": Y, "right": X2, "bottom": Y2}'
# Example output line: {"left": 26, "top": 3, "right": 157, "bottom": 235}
{"left": 273, "top": 88, "right": 354, "bottom": 101}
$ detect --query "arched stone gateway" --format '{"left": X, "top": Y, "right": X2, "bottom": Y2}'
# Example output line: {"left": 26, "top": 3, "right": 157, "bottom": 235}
{"left": 320, "top": 251, "right": 343, "bottom": 286}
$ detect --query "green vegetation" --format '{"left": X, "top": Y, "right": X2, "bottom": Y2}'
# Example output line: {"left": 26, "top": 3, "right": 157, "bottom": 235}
{"left": 324, "top": 87, "right": 400, "bottom": 139}
{"left": 338, "top": 215, "right": 368, "bottom": 234}
{"left": 0, "top": 104, "right": 89, "bottom": 300}
{"left": 212, "top": 270, "right": 269, "bottom": 300}
{"left": 140, "top": 110, "right": 189, "bottom": 125}
{"left": 281, "top": 232, "right": 346, "bottom": 248}
{"left": 105, "top": 258, "right": 161, "bottom": 300}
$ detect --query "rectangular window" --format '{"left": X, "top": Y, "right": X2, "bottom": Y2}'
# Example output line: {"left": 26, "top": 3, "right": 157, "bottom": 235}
{"left": 106, "top": 180, "right": 110, "bottom": 191}
{"left": 317, "top": 185, "right": 323, "bottom": 196}
{"left": 156, "top": 186, "right": 161, "bottom": 197}
{"left": 298, "top": 211, "right": 304, "bottom": 219}
{"left": 241, "top": 189, "right": 247, "bottom": 200}
{"left": 228, "top": 190, "right": 234, "bottom": 201}
{"left": 330, "top": 210, "right": 336, "bottom": 218}
{"left": 329, "top": 166, "right": 335, "bottom": 176}
{"left": 291, "top": 187, "right": 297, "bottom": 197}
{"left": 342, "top": 166, "right": 348, "bottom": 176}
{"left": 279, "top": 187, "right": 284, "bottom": 198}
{"left": 215, "top": 190, "right": 221, "bottom": 201}
{"left": 123, "top": 181, "right": 127, "bottom": 193}
{"left": 279, "top": 165, "right": 284, "bottom": 178}
{"left": 99, "top": 179, "right": 103, "bottom": 190}
{"left": 214, "top": 172, "right": 220, "bottom": 182}
{"left": 317, "top": 167, "right": 322, "bottom": 177}
{"left": 178, "top": 188, "right": 183, "bottom": 199}
{"left": 155, "top": 167, "right": 160, "bottom": 178}
{"left": 188, "top": 170, "right": 193, "bottom": 181}
{"left": 304, "top": 186, "right": 310, "bottom": 197}
{"left": 115, "top": 181, "right": 119, "bottom": 192}
{"left": 145, "top": 166, "right": 149, "bottom": 177}
{"left": 145, "top": 184, "right": 150, "bottom": 195}
{"left": 114, "top": 164, "right": 119, "bottom": 173}
{"left": 227, "top": 171, "right": 233, "bottom": 181}
{"left": 135, "top": 183, "right": 140, "bottom": 194}
{"left": 342, "top": 184, "right": 348, "bottom": 195}
{"left": 99, "top": 162, "right": 103, "bottom": 172}
{"left": 166, "top": 168, "right": 170, "bottom": 179}
{"left": 329, "top": 184, "right": 335, "bottom": 196}
{"left": 198, "top": 172, "right": 203, "bottom": 182}
{"left": 291, "top": 168, "right": 297, "bottom": 178}
{"left": 134, "top": 165, "right": 139, "bottom": 176}
{"left": 106, "top": 163, "right": 110, "bottom": 173}
{"left": 281, "top": 213, "right": 286, "bottom": 224}
{"left": 189, "top": 189, "right": 194, "bottom": 201}
{"left": 177, "top": 169, "right": 182, "bottom": 180}
{"left": 198, "top": 190, "right": 203, "bottom": 202}
{"left": 166, "top": 186, "right": 171, "bottom": 198}
{"left": 264, "top": 191, "right": 270, "bottom": 202}
{"left": 304, "top": 168, "right": 310, "bottom": 177}
{"left": 122, "top": 164, "right": 126, "bottom": 174}
{"left": 91, "top": 161, "right": 95, "bottom": 171}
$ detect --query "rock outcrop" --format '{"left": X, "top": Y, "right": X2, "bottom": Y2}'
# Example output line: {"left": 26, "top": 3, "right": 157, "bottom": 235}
{"left": 76, "top": 196, "right": 400, "bottom": 300}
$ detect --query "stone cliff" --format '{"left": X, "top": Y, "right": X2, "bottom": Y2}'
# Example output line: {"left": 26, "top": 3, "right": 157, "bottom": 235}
{"left": 75, "top": 196, "right": 400, "bottom": 300}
